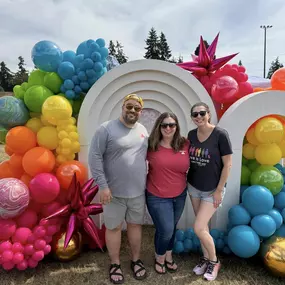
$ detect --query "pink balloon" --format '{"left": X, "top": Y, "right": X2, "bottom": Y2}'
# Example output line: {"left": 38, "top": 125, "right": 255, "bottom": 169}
{"left": 238, "top": 66, "right": 246, "bottom": 73}
{"left": 28, "top": 199, "right": 43, "bottom": 213}
{"left": 24, "top": 244, "right": 35, "bottom": 256}
{"left": 32, "top": 250, "right": 44, "bottom": 262}
{"left": 29, "top": 173, "right": 60, "bottom": 204}
{"left": 2, "top": 250, "right": 13, "bottom": 262}
{"left": 0, "top": 219, "right": 16, "bottom": 240}
{"left": 12, "top": 227, "right": 32, "bottom": 244}
{"left": 44, "top": 235, "right": 52, "bottom": 244}
{"left": 34, "top": 239, "right": 46, "bottom": 250}
{"left": 236, "top": 81, "right": 253, "bottom": 99}
{"left": 0, "top": 241, "right": 12, "bottom": 252}
{"left": 28, "top": 258, "right": 38, "bottom": 268}
{"left": 2, "top": 261, "right": 15, "bottom": 270}
{"left": 16, "top": 209, "right": 38, "bottom": 229}
{"left": 43, "top": 244, "right": 51, "bottom": 255}
{"left": 12, "top": 242, "right": 24, "bottom": 253}
{"left": 27, "top": 234, "right": 36, "bottom": 244}
{"left": 0, "top": 178, "right": 30, "bottom": 219}
{"left": 12, "top": 252, "right": 24, "bottom": 264}
{"left": 211, "top": 76, "right": 239, "bottom": 104}
{"left": 17, "top": 259, "right": 28, "bottom": 270}
{"left": 46, "top": 225, "right": 58, "bottom": 236}
{"left": 33, "top": 226, "right": 46, "bottom": 238}
{"left": 41, "top": 201, "right": 62, "bottom": 218}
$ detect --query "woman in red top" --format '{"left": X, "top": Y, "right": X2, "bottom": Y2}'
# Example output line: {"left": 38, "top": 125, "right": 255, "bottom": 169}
{"left": 146, "top": 112, "right": 190, "bottom": 274}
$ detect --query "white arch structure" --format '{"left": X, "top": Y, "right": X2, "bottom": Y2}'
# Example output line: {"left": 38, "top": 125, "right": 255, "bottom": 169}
{"left": 77, "top": 58, "right": 285, "bottom": 230}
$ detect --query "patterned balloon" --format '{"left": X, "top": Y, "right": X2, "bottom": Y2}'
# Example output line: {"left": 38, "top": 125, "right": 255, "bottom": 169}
{"left": 0, "top": 178, "right": 30, "bottom": 219}
{"left": 0, "top": 96, "right": 30, "bottom": 129}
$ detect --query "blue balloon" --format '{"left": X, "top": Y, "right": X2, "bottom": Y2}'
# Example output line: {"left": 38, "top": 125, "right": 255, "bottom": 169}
{"left": 73, "top": 54, "right": 84, "bottom": 68}
{"left": 192, "top": 235, "right": 200, "bottom": 247}
{"left": 223, "top": 235, "right": 228, "bottom": 245}
{"left": 216, "top": 238, "right": 225, "bottom": 251}
{"left": 268, "top": 208, "right": 283, "bottom": 229}
{"left": 90, "top": 42, "right": 100, "bottom": 52}
{"left": 242, "top": 185, "right": 274, "bottom": 216}
{"left": 86, "top": 39, "right": 96, "bottom": 47}
{"left": 282, "top": 208, "right": 285, "bottom": 221}
{"left": 184, "top": 228, "right": 194, "bottom": 239}
{"left": 31, "top": 40, "right": 62, "bottom": 72}
{"left": 275, "top": 224, "right": 285, "bottom": 237}
{"left": 240, "top": 185, "right": 249, "bottom": 199}
{"left": 101, "top": 59, "right": 107, "bottom": 68}
{"left": 78, "top": 71, "right": 87, "bottom": 82}
{"left": 96, "top": 38, "right": 106, "bottom": 47}
{"left": 274, "top": 192, "right": 285, "bottom": 210}
{"left": 91, "top": 51, "right": 102, "bottom": 62}
{"left": 99, "top": 47, "right": 109, "bottom": 59}
{"left": 94, "top": 62, "right": 103, "bottom": 73}
{"left": 274, "top": 163, "right": 284, "bottom": 174}
{"left": 60, "top": 85, "right": 66, "bottom": 93}
{"left": 74, "top": 85, "right": 82, "bottom": 94}
{"left": 80, "top": 81, "right": 90, "bottom": 91}
{"left": 83, "top": 58, "right": 94, "bottom": 70}
{"left": 57, "top": 62, "right": 75, "bottom": 80}
{"left": 210, "top": 229, "right": 221, "bottom": 239}
{"left": 72, "top": 75, "right": 80, "bottom": 85}
{"left": 65, "top": 90, "right": 75, "bottom": 100}
{"left": 62, "top": 50, "right": 76, "bottom": 63}
{"left": 88, "top": 77, "right": 97, "bottom": 87}
{"left": 228, "top": 225, "right": 260, "bottom": 258}
{"left": 86, "top": 69, "right": 96, "bottom": 78}
{"left": 173, "top": 241, "right": 184, "bottom": 253}
{"left": 251, "top": 214, "right": 276, "bottom": 238}
{"left": 175, "top": 229, "right": 184, "bottom": 241}
{"left": 228, "top": 204, "right": 251, "bottom": 226}
{"left": 281, "top": 185, "right": 285, "bottom": 193}
{"left": 76, "top": 41, "right": 90, "bottom": 58}
{"left": 183, "top": 238, "right": 193, "bottom": 251}
{"left": 64, "top": 79, "right": 74, "bottom": 90}
{"left": 222, "top": 246, "right": 232, "bottom": 255}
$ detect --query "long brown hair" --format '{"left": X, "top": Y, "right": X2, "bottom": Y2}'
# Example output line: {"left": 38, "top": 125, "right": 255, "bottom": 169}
{"left": 148, "top": 112, "right": 186, "bottom": 152}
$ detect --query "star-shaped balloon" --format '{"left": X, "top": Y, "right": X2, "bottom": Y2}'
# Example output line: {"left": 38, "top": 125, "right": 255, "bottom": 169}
{"left": 42, "top": 174, "right": 104, "bottom": 250}
{"left": 177, "top": 33, "right": 239, "bottom": 76}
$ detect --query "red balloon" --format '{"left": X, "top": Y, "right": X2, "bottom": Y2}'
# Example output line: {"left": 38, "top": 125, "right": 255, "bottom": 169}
{"left": 211, "top": 76, "right": 239, "bottom": 104}
{"left": 236, "top": 81, "right": 253, "bottom": 99}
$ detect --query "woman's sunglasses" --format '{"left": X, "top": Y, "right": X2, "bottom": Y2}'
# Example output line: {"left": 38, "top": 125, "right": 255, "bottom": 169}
{"left": 191, "top": 111, "right": 207, "bottom": 118}
{"left": 125, "top": 104, "right": 142, "bottom": 112}
{"left": 160, "top": 123, "right": 177, "bottom": 129}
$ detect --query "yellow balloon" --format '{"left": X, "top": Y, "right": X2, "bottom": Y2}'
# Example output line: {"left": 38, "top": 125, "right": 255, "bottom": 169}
{"left": 255, "top": 117, "right": 284, "bottom": 144}
{"left": 255, "top": 143, "right": 282, "bottom": 165}
{"left": 278, "top": 140, "right": 285, "bottom": 158}
{"left": 246, "top": 128, "right": 259, "bottom": 145}
{"left": 69, "top": 131, "right": 79, "bottom": 141}
{"left": 60, "top": 148, "right": 71, "bottom": 155}
{"left": 66, "top": 124, "right": 77, "bottom": 133}
{"left": 37, "top": 126, "right": 59, "bottom": 150}
{"left": 58, "top": 130, "right": 69, "bottom": 140}
{"left": 66, "top": 153, "right": 75, "bottom": 161}
{"left": 69, "top": 117, "right": 77, "bottom": 125}
{"left": 56, "top": 154, "right": 67, "bottom": 165}
{"left": 41, "top": 115, "right": 53, "bottom": 126}
{"left": 25, "top": 117, "right": 43, "bottom": 133}
{"left": 242, "top": 143, "right": 256, "bottom": 159}
{"left": 42, "top": 95, "right": 72, "bottom": 126}
{"left": 29, "top": 112, "right": 41, "bottom": 118}
{"left": 61, "top": 138, "right": 72, "bottom": 148}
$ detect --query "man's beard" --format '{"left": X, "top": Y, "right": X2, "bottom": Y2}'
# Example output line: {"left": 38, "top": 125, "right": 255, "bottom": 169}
{"left": 123, "top": 112, "right": 138, "bottom": 124}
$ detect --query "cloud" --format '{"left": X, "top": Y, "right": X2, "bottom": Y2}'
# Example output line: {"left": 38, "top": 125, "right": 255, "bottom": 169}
{"left": 1, "top": 0, "right": 285, "bottom": 77}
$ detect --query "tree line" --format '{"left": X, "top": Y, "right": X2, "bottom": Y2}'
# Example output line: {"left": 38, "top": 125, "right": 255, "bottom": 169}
{"left": 0, "top": 27, "right": 283, "bottom": 92}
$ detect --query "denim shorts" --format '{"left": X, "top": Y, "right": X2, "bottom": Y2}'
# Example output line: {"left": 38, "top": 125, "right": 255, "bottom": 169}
{"left": 187, "top": 183, "right": 226, "bottom": 207}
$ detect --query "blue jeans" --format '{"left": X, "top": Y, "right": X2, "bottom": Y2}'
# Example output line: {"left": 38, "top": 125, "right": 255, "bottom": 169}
{"left": 146, "top": 189, "right": 187, "bottom": 256}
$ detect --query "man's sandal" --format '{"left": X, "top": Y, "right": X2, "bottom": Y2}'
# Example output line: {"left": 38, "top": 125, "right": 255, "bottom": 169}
{"left": 154, "top": 259, "right": 166, "bottom": 274}
{"left": 109, "top": 264, "right": 124, "bottom": 284}
{"left": 165, "top": 260, "right": 177, "bottom": 273}
{"left": 130, "top": 259, "right": 147, "bottom": 280}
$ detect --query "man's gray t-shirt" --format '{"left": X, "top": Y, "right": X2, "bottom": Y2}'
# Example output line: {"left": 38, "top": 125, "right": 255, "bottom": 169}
{"left": 88, "top": 119, "right": 148, "bottom": 198}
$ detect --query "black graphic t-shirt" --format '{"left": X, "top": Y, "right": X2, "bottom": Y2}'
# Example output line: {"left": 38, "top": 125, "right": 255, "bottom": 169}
{"left": 187, "top": 126, "right": 233, "bottom": 192}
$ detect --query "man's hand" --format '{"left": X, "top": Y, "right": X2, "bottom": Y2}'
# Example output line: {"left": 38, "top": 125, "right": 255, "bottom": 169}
{"left": 99, "top": 188, "right": 112, "bottom": 205}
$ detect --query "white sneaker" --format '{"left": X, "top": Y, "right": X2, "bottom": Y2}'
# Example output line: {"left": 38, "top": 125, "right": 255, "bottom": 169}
{"left": 203, "top": 260, "right": 221, "bottom": 281}
{"left": 193, "top": 257, "right": 209, "bottom": 275}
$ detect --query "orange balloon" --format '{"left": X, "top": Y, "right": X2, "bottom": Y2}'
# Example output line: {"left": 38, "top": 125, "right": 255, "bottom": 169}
{"left": 20, "top": 173, "right": 33, "bottom": 187}
{"left": 6, "top": 126, "right": 37, "bottom": 155}
{"left": 253, "top": 87, "right": 265, "bottom": 92}
{"left": 56, "top": 160, "right": 88, "bottom": 190}
{"left": 5, "top": 145, "right": 14, "bottom": 156}
{"left": 271, "top": 67, "right": 285, "bottom": 90}
{"left": 10, "top": 154, "right": 23, "bottom": 169}
{"left": 0, "top": 161, "right": 14, "bottom": 178}
{"left": 22, "top": 147, "right": 55, "bottom": 177}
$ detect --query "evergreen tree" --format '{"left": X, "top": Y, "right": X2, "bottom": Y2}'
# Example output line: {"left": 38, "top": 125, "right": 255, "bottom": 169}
{"left": 108, "top": 40, "right": 116, "bottom": 57}
{"left": 115, "top": 41, "right": 128, "bottom": 64}
{"left": 178, "top": 55, "right": 183, "bottom": 63}
{"left": 267, "top": 57, "right": 284, "bottom": 79}
{"left": 238, "top": 60, "right": 243, "bottom": 66}
{"left": 144, "top": 27, "right": 160, "bottom": 59}
{"left": 169, "top": 55, "right": 183, "bottom": 64}
{"left": 13, "top": 56, "right": 29, "bottom": 85}
{"left": 0, "top": 61, "right": 14, "bottom": 91}
{"left": 158, "top": 32, "right": 172, "bottom": 61}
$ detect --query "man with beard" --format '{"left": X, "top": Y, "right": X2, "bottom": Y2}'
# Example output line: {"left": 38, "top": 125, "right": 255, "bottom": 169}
{"left": 88, "top": 94, "right": 148, "bottom": 284}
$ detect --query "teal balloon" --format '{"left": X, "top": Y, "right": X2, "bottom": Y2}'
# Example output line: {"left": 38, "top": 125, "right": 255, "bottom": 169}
{"left": 250, "top": 214, "right": 276, "bottom": 238}
{"left": 250, "top": 165, "right": 284, "bottom": 195}
{"left": 228, "top": 204, "right": 251, "bottom": 226}
{"left": 241, "top": 165, "right": 251, "bottom": 185}
{"left": 0, "top": 96, "right": 30, "bottom": 128}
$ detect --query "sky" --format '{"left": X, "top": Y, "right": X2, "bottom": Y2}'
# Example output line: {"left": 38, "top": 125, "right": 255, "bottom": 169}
{"left": 1, "top": 0, "right": 285, "bottom": 77}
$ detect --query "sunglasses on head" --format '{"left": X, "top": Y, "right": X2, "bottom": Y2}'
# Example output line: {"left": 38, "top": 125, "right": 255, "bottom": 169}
{"left": 191, "top": 110, "right": 207, "bottom": 118}
{"left": 125, "top": 104, "right": 142, "bottom": 112}
{"left": 160, "top": 123, "right": 177, "bottom": 129}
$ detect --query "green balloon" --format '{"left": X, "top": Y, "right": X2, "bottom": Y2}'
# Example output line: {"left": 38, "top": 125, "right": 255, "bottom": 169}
{"left": 247, "top": 159, "right": 261, "bottom": 172}
{"left": 28, "top": 70, "right": 46, "bottom": 86}
{"left": 241, "top": 165, "right": 251, "bottom": 185}
{"left": 72, "top": 97, "right": 84, "bottom": 115}
{"left": 44, "top": 72, "right": 63, "bottom": 94}
{"left": 242, "top": 156, "right": 248, "bottom": 165}
{"left": 0, "top": 126, "right": 8, "bottom": 144}
{"left": 21, "top": 82, "right": 30, "bottom": 91}
{"left": 24, "top": 85, "right": 53, "bottom": 113}
{"left": 250, "top": 165, "right": 284, "bottom": 195}
{"left": 13, "top": 85, "right": 25, "bottom": 100}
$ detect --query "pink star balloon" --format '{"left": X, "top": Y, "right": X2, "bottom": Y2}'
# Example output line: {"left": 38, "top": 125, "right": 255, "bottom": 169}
{"left": 177, "top": 33, "right": 239, "bottom": 76}
{"left": 41, "top": 174, "right": 104, "bottom": 250}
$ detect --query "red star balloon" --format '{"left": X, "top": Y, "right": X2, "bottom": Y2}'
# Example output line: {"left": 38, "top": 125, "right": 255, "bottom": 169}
{"left": 177, "top": 33, "right": 239, "bottom": 76}
{"left": 41, "top": 174, "right": 104, "bottom": 250}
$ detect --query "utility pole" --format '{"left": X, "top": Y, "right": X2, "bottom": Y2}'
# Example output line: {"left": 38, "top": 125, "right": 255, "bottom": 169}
{"left": 260, "top": 25, "right": 272, "bottom": 78}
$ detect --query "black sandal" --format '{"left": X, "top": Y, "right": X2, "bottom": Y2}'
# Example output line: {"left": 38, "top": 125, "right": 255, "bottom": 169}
{"left": 154, "top": 259, "right": 166, "bottom": 274}
{"left": 109, "top": 263, "right": 124, "bottom": 284}
{"left": 130, "top": 259, "right": 147, "bottom": 280}
{"left": 165, "top": 260, "right": 177, "bottom": 273}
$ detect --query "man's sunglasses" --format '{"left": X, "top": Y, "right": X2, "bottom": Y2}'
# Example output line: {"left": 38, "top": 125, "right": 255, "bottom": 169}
{"left": 125, "top": 104, "right": 142, "bottom": 112}
{"left": 191, "top": 111, "right": 207, "bottom": 118}
{"left": 160, "top": 123, "right": 177, "bottom": 129}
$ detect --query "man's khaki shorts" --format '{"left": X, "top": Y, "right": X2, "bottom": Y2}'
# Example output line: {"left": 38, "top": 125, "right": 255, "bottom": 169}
{"left": 102, "top": 194, "right": 146, "bottom": 230}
